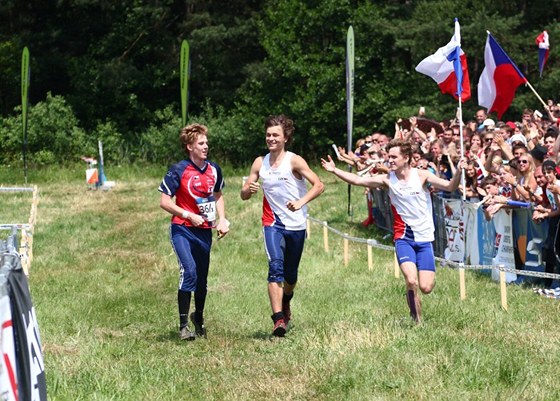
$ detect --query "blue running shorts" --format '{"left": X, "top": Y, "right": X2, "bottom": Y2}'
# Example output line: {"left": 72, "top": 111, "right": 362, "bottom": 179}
{"left": 395, "top": 239, "right": 436, "bottom": 272}
{"left": 263, "top": 225, "right": 306, "bottom": 284}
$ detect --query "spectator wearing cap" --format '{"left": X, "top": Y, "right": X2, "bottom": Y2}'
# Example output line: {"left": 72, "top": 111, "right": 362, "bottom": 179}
{"left": 533, "top": 159, "right": 560, "bottom": 287}
{"left": 481, "top": 118, "right": 496, "bottom": 132}
{"left": 510, "top": 133, "right": 527, "bottom": 148}
{"left": 505, "top": 121, "right": 517, "bottom": 133}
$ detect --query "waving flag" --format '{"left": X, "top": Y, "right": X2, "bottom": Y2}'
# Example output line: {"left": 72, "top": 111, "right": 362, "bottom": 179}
{"left": 536, "top": 31, "right": 550, "bottom": 77}
{"left": 477, "top": 33, "right": 527, "bottom": 119}
{"left": 415, "top": 19, "right": 471, "bottom": 100}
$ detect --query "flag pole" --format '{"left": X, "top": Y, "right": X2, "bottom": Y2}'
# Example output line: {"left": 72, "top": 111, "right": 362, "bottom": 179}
{"left": 525, "top": 81, "right": 548, "bottom": 109}
{"left": 345, "top": 26, "right": 355, "bottom": 217}
{"left": 458, "top": 97, "right": 466, "bottom": 201}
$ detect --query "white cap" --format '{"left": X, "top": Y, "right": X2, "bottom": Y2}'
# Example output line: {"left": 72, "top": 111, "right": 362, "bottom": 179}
{"left": 483, "top": 118, "right": 496, "bottom": 127}
{"left": 510, "top": 133, "right": 527, "bottom": 146}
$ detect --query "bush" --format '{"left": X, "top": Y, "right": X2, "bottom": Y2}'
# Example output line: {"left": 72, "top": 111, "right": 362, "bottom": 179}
{"left": 0, "top": 92, "right": 93, "bottom": 165}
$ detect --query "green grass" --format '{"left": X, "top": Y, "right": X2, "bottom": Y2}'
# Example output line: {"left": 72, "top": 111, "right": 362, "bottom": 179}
{"left": 2, "top": 164, "right": 560, "bottom": 400}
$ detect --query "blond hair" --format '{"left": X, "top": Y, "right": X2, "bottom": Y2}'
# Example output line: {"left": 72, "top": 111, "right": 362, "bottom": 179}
{"left": 180, "top": 123, "right": 208, "bottom": 150}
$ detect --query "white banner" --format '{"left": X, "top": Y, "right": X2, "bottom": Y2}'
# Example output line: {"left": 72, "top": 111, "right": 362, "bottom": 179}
{"left": 443, "top": 199, "right": 464, "bottom": 263}
{"left": 0, "top": 294, "right": 17, "bottom": 401}
{"left": 491, "top": 209, "right": 517, "bottom": 283}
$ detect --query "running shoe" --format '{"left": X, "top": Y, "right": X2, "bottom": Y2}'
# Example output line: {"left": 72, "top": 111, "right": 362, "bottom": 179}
{"left": 272, "top": 318, "right": 286, "bottom": 337}
{"left": 282, "top": 302, "right": 291, "bottom": 326}
{"left": 179, "top": 325, "right": 195, "bottom": 341}
{"left": 190, "top": 312, "right": 207, "bottom": 339}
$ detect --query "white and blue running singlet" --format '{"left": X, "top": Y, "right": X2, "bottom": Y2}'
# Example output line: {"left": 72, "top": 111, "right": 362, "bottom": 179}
{"left": 388, "top": 168, "right": 434, "bottom": 242}
{"left": 259, "top": 152, "right": 307, "bottom": 230}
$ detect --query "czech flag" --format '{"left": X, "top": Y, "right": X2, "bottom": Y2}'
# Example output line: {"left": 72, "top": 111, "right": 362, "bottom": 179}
{"left": 535, "top": 31, "right": 549, "bottom": 77}
{"left": 415, "top": 19, "right": 471, "bottom": 101}
{"left": 477, "top": 33, "right": 527, "bottom": 119}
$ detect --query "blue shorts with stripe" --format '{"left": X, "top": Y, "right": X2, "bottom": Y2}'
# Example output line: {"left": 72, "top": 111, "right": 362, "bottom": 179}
{"left": 263, "top": 225, "right": 306, "bottom": 284}
{"left": 394, "top": 239, "right": 436, "bottom": 272}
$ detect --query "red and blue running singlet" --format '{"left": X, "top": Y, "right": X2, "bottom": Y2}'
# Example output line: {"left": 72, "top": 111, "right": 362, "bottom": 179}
{"left": 159, "top": 159, "right": 224, "bottom": 229}
{"left": 259, "top": 152, "right": 308, "bottom": 231}
{"left": 388, "top": 168, "right": 434, "bottom": 242}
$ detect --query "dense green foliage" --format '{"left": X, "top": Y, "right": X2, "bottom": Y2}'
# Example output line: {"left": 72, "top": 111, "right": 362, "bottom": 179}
{"left": 2, "top": 1, "right": 560, "bottom": 165}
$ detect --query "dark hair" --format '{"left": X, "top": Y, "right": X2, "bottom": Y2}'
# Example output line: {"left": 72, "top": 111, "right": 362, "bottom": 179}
{"left": 508, "top": 157, "right": 519, "bottom": 170}
{"left": 481, "top": 176, "right": 498, "bottom": 187}
{"left": 543, "top": 159, "right": 557, "bottom": 172}
{"left": 265, "top": 115, "right": 295, "bottom": 145}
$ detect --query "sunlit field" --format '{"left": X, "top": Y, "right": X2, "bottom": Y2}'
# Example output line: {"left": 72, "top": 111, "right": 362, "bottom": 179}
{"left": 1, "top": 164, "right": 559, "bottom": 400}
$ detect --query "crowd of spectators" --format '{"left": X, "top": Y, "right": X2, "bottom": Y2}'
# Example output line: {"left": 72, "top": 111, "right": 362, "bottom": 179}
{"left": 335, "top": 103, "right": 560, "bottom": 286}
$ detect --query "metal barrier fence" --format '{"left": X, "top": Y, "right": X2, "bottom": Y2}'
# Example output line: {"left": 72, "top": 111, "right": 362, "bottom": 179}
{"left": 0, "top": 186, "right": 39, "bottom": 275}
{"left": 0, "top": 227, "right": 47, "bottom": 400}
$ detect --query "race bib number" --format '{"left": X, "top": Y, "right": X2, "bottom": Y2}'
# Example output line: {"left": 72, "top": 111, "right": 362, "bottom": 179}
{"left": 196, "top": 196, "right": 216, "bottom": 223}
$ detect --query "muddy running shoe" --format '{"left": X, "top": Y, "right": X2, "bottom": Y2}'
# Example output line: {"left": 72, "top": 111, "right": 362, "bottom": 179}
{"left": 179, "top": 325, "right": 195, "bottom": 341}
{"left": 190, "top": 312, "right": 207, "bottom": 339}
{"left": 282, "top": 302, "right": 291, "bottom": 326}
{"left": 272, "top": 318, "right": 287, "bottom": 337}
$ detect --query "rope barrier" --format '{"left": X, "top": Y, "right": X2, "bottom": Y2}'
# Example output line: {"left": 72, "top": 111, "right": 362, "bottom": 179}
{"left": 307, "top": 216, "right": 560, "bottom": 310}
{"left": 307, "top": 216, "right": 560, "bottom": 280}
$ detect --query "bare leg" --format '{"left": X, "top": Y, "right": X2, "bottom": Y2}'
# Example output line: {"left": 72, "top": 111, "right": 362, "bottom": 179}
{"left": 268, "top": 282, "right": 283, "bottom": 314}
{"left": 400, "top": 262, "right": 421, "bottom": 323}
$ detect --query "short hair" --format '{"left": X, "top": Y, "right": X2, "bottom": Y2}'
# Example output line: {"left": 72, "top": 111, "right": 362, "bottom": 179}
{"left": 180, "top": 123, "right": 208, "bottom": 150}
{"left": 481, "top": 176, "right": 498, "bottom": 187}
{"left": 265, "top": 115, "right": 295, "bottom": 145}
{"left": 543, "top": 159, "right": 557, "bottom": 171}
{"left": 386, "top": 138, "right": 412, "bottom": 162}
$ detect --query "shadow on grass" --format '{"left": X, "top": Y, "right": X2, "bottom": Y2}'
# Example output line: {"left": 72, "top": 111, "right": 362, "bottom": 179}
{"left": 157, "top": 330, "right": 182, "bottom": 343}
{"left": 250, "top": 329, "right": 273, "bottom": 340}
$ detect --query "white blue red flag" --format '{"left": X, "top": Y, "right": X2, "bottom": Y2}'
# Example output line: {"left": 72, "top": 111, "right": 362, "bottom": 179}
{"left": 415, "top": 19, "right": 471, "bottom": 101}
{"left": 535, "top": 31, "right": 549, "bottom": 77}
{"left": 477, "top": 33, "right": 527, "bottom": 119}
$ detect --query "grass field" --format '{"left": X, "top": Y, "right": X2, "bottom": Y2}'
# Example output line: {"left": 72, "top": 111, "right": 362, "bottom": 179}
{"left": 1, "top": 164, "right": 560, "bottom": 400}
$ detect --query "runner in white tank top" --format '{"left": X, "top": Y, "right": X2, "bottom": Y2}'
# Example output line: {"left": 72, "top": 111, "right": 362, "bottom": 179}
{"left": 322, "top": 138, "right": 466, "bottom": 323}
{"left": 259, "top": 151, "right": 308, "bottom": 230}
{"left": 388, "top": 168, "right": 434, "bottom": 242}
{"left": 241, "top": 115, "right": 324, "bottom": 337}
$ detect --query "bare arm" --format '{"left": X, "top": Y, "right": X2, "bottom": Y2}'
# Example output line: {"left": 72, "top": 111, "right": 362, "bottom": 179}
{"left": 287, "top": 155, "right": 325, "bottom": 211}
{"left": 321, "top": 155, "right": 388, "bottom": 189}
{"left": 213, "top": 191, "right": 230, "bottom": 237}
{"left": 240, "top": 157, "right": 263, "bottom": 200}
{"left": 421, "top": 158, "right": 466, "bottom": 192}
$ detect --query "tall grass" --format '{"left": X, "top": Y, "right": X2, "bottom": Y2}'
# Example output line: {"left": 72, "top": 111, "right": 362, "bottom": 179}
{"left": 2, "top": 164, "right": 560, "bottom": 400}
